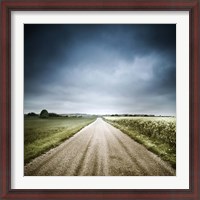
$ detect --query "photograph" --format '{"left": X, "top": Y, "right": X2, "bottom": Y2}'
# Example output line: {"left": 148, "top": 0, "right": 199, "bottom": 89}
{"left": 24, "top": 24, "right": 176, "bottom": 176}
{"left": 1, "top": 0, "right": 200, "bottom": 198}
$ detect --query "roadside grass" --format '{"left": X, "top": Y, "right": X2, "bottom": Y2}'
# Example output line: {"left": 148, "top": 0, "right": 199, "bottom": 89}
{"left": 24, "top": 116, "right": 96, "bottom": 164}
{"left": 104, "top": 116, "right": 176, "bottom": 169}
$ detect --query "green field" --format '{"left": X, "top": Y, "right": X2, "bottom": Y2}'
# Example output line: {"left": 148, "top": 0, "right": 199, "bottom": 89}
{"left": 104, "top": 116, "right": 176, "bottom": 169}
{"left": 24, "top": 116, "right": 96, "bottom": 164}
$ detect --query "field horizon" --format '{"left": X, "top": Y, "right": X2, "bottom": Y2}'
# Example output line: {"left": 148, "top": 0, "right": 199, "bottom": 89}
{"left": 25, "top": 110, "right": 176, "bottom": 117}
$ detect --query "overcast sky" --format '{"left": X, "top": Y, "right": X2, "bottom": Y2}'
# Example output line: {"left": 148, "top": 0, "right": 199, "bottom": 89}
{"left": 24, "top": 24, "right": 176, "bottom": 115}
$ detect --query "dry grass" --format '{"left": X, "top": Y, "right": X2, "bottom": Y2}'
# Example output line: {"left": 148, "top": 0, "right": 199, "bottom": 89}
{"left": 104, "top": 116, "right": 176, "bottom": 169}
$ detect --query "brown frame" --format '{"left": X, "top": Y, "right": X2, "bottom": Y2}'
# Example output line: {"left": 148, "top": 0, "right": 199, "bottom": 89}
{"left": 0, "top": 0, "right": 199, "bottom": 199}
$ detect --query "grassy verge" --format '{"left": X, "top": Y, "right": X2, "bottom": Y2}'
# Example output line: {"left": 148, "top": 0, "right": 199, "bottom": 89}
{"left": 104, "top": 117, "right": 176, "bottom": 169}
{"left": 24, "top": 116, "right": 96, "bottom": 164}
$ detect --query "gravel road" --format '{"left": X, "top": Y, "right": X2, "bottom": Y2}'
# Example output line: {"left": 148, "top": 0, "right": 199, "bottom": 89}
{"left": 24, "top": 118, "right": 175, "bottom": 176}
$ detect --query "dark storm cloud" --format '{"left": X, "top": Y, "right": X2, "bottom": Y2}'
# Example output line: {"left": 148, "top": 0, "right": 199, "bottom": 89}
{"left": 24, "top": 24, "right": 176, "bottom": 115}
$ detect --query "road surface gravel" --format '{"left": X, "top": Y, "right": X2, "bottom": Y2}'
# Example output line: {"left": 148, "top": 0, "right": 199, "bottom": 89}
{"left": 24, "top": 118, "right": 175, "bottom": 176}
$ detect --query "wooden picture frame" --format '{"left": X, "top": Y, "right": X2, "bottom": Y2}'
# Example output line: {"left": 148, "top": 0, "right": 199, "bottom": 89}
{"left": 1, "top": 0, "right": 199, "bottom": 199}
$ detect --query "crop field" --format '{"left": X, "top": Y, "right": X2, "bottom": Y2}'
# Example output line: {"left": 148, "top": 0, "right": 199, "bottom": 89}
{"left": 24, "top": 116, "right": 96, "bottom": 164}
{"left": 104, "top": 116, "right": 176, "bottom": 169}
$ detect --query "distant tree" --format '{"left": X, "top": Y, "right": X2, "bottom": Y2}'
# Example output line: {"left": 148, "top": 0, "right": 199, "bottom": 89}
{"left": 27, "top": 112, "right": 38, "bottom": 116}
{"left": 49, "top": 113, "right": 60, "bottom": 117}
{"left": 40, "top": 109, "right": 49, "bottom": 118}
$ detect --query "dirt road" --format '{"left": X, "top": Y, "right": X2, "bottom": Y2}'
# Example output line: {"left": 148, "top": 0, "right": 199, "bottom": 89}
{"left": 24, "top": 118, "right": 175, "bottom": 176}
